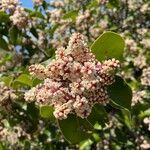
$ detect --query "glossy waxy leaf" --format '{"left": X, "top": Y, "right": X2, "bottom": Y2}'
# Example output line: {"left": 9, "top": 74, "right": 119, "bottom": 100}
{"left": 108, "top": 76, "right": 132, "bottom": 111}
{"left": 58, "top": 114, "right": 92, "bottom": 144}
{"left": 91, "top": 31, "right": 125, "bottom": 61}
{"left": 40, "top": 106, "right": 55, "bottom": 120}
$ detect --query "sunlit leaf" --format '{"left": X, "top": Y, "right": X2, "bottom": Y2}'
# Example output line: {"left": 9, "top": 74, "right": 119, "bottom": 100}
{"left": 40, "top": 105, "right": 55, "bottom": 120}
{"left": 91, "top": 31, "right": 125, "bottom": 61}
{"left": 13, "top": 74, "right": 33, "bottom": 88}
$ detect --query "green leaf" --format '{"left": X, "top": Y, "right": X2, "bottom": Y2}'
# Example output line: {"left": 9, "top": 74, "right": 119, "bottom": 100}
{"left": 58, "top": 114, "right": 92, "bottom": 144}
{"left": 9, "top": 26, "right": 19, "bottom": 44}
{"left": 139, "top": 108, "right": 150, "bottom": 119}
{"left": 0, "top": 143, "right": 4, "bottom": 150}
{"left": 40, "top": 106, "right": 55, "bottom": 120}
{"left": 26, "top": 102, "right": 39, "bottom": 132}
{"left": 63, "top": 10, "right": 78, "bottom": 21}
{"left": 79, "top": 139, "right": 93, "bottom": 150}
{"left": 87, "top": 104, "right": 108, "bottom": 127}
{"left": 86, "top": 0, "right": 99, "bottom": 9}
{"left": 0, "top": 76, "right": 13, "bottom": 87}
{"left": 0, "top": 11, "right": 9, "bottom": 22}
{"left": 29, "top": 11, "right": 44, "bottom": 19}
{"left": 32, "top": 78, "right": 42, "bottom": 86}
{"left": 30, "top": 27, "right": 38, "bottom": 38}
{"left": 13, "top": 74, "right": 33, "bottom": 88}
{"left": 107, "top": 76, "right": 132, "bottom": 111}
{"left": 0, "top": 36, "right": 9, "bottom": 50}
{"left": 49, "top": 24, "right": 59, "bottom": 36}
{"left": 42, "top": 1, "right": 48, "bottom": 10}
{"left": 91, "top": 31, "right": 125, "bottom": 61}
{"left": 108, "top": 0, "right": 120, "bottom": 8}
{"left": 121, "top": 109, "right": 132, "bottom": 129}
{"left": 132, "top": 103, "right": 150, "bottom": 116}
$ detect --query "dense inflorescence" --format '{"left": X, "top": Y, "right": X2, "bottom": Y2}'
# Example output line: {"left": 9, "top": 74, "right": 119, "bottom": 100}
{"left": 141, "top": 67, "right": 150, "bottom": 86}
{"left": 25, "top": 33, "right": 120, "bottom": 120}
{"left": 0, "top": 82, "right": 18, "bottom": 106}
{"left": 1, "top": 0, "right": 19, "bottom": 12}
{"left": 10, "top": 6, "right": 28, "bottom": 29}
{"left": 0, "top": 122, "right": 31, "bottom": 145}
{"left": 143, "top": 117, "right": 150, "bottom": 131}
{"left": 132, "top": 90, "right": 146, "bottom": 106}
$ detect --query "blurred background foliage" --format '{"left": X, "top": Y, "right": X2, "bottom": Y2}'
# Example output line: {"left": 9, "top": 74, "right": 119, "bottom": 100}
{"left": 0, "top": 0, "right": 150, "bottom": 149}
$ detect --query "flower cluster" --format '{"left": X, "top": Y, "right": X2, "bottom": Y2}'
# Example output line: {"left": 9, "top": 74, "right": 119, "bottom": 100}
{"left": 135, "top": 134, "right": 150, "bottom": 150}
{"left": 140, "top": 139, "right": 150, "bottom": 150}
{"left": 37, "top": 30, "right": 46, "bottom": 49}
{"left": 143, "top": 117, "right": 150, "bottom": 131}
{"left": 25, "top": 33, "right": 120, "bottom": 120}
{"left": 132, "top": 90, "right": 146, "bottom": 106}
{"left": 141, "top": 67, "right": 150, "bottom": 86}
{"left": 1, "top": 0, "right": 19, "bottom": 12}
{"left": 10, "top": 6, "right": 28, "bottom": 29}
{"left": 50, "top": 0, "right": 64, "bottom": 7}
{"left": 0, "top": 122, "right": 31, "bottom": 145}
{"left": 133, "top": 54, "right": 146, "bottom": 69}
{"left": 33, "top": 0, "right": 43, "bottom": 6}
{"left": 0, "top": 82, "right": 18, "bottom": 106}
{"left": 125, "top": 38, "right": 137, "bottom": 54}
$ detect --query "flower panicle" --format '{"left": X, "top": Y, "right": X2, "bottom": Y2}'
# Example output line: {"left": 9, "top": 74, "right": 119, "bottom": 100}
{"left": 25, "top": 33, "right": 120, "bottom": 120}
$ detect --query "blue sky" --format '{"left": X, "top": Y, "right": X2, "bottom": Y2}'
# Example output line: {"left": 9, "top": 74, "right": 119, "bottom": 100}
{"left": 21, "top": 0, "right": 33, "bottom": 8}
{"left": 21, "top": 0, "right": 50, "bottom": 8}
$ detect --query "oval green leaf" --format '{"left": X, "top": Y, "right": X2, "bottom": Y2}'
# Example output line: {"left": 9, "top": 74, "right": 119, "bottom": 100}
{"left": 40, "top": 105, "right": 55, "bottom": 120}
{"left": 87, "top": 104, "right": 108, "bottom": 127}
{"left": 107, "top": 76, "right": 132, "bottom": 111}
{"left": 13, "top": 74, "right": 33, "bottom": 88}
{"left": 58, "top": 114, "right": 92, "bottom": 144}
{"left": 9, "top": 26, "right": 19, "bottom": 44}
{"left": 91, "top": 31, "right": 125, "bottom": 61}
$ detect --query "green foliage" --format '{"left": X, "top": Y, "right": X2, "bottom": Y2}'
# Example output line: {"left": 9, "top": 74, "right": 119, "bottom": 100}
{"left": 91, "top": 31, "right": 125, "bottom": 61}
{"left": 0, "top": 143, "right": 4, "bottom": 150}
{"left": 63, "top": 10, "right": 78, "bottom": 21}
{"left": 0, "top": 0, "right": 149, "bottom": 149}
{"left": 108, "top": 76, "right": 132, "bottom": 111}
{"left": 0, "top": 11, "right": 9, "bottom": 23}
{"left": 40, "top": 106, "right": 55, "bottom": 120}
{"left": 9, "top": 26, "right": 19, "bottom": 44}
{"left": 87, "top": 104, "right": 108, "bottom": 127}
{"left": 13, "top": 74, "right": 33, "bottom": 88}
{"left": 29, "top": 11, "right": 44, "bottom": 19}
{"left": 58, "top": 114, "right": 92, "bottom": 144}
{"left": 0, "top": 36, "right": 9, "bottom": 51}
{"left": 108, "top": 0, "right": 120, "bottom": 8}
{"left": 0, "top": 76, "right": 13, "bottom": 87}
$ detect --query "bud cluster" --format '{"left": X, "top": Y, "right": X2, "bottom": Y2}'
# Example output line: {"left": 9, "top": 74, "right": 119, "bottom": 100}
{"left": 1, "top": 0, "right": 19, "bottom": 12}
{"left": 25, "top": 33, "right": 120, "bottom": 120}
{"left": 141, "top": 67, "right": 150, "bottom": 86}
{"left": 0, "top": 82, "right": 18, "bottom": 106}
{"left": 143, "top": 117, "right": 150, "bottom": 131}
{"left": 10, "top": 6, "right": 28, "bottom": 29}
{"left": 0, "top": 123, "right": 31, "bottom": 145}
